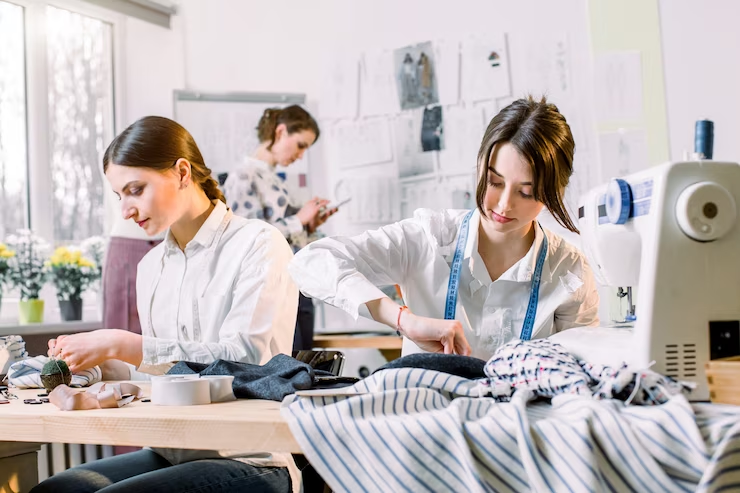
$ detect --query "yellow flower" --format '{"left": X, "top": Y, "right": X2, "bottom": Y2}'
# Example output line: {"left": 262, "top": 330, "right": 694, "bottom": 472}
{"left": 78, "top": 258, "right": 95, "bottom": 268}
{"left": 0, "top": 243, "right": 15, "bottom": 258}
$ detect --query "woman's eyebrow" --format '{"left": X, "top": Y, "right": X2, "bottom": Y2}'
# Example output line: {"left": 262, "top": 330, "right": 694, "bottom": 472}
{"left": 487, "top": 167, "right": 532, "bottom": 185}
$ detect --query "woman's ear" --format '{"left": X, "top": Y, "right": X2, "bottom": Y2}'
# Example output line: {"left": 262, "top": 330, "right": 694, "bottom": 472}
{"left": 175, "top": 158, "right": 192, "bottom": 189}
{"left": 274, "top": 123, "right": 288, "bottom": 142}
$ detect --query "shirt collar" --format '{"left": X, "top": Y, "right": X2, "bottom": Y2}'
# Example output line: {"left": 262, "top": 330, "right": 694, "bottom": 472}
{"left": 163, "top": 200, "right": 228, "bottom": 254}
{"left": 466, "top": 216, "right": 553, "bottom": 294}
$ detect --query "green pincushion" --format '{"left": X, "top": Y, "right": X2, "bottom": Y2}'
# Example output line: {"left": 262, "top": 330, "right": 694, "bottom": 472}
{"left": 40, "top": 359, "right": 72, "bottom": 393}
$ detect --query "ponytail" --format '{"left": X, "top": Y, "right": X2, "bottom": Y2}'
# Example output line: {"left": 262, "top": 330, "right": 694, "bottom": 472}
{"left": 255, "top": 105, "right": 320, "bottom": 150}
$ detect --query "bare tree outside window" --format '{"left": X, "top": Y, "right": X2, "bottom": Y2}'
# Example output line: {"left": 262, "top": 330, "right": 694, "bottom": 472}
{"left": 47, "top": 6, "right": 114, "bottom": 242}
{"left": 0, "top": 2, "right": 30, "bottom": 239}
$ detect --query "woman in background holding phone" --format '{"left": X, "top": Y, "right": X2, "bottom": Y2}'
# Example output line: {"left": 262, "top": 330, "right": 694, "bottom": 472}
{"left": 223, "top": 105, "right": 337, "bottom": 352}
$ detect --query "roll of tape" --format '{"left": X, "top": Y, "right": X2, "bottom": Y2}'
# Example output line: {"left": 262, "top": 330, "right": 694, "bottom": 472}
{"left": 151, "top": 376, "right": 211, "bottom": 406}
{"left": 201, "top": 375, "right": 236, "bottom": 402}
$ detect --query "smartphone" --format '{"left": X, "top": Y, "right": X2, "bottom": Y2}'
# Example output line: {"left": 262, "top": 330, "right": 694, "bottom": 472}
{"left": 326, "top": 197, "right": 351, "bottom": 210}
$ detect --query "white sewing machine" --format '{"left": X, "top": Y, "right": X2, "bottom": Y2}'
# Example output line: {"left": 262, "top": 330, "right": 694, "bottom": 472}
{"left": 552, "top": 160, "right": 740, "bottom": 401}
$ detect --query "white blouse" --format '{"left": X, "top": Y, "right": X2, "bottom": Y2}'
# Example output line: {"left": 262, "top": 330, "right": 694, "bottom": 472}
{"left": 136, "top": 200, "right": 297, "bottom": 372}
{"left": 289, "top": 208, "right": 600, "bottom": 361}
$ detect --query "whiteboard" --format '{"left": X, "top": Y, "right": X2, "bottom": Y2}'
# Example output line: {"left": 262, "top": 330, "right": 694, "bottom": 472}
{"left": 173, "top": 90, "right": 306, "bottom": 175}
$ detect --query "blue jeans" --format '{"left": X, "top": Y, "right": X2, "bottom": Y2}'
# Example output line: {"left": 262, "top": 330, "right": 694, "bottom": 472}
{"left": 30, "top": 450, "right": 291, "bottom": 493}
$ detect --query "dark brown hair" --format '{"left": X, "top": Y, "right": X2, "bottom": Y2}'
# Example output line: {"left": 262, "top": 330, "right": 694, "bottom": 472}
{"left": 103, "top": 116, "right": 225, "bottom": 204}
{"left": 475, "top": 96, "right": 577, "bottom": 232}
{"left": 256, "top": 105, "right": 320, "bottom": 150}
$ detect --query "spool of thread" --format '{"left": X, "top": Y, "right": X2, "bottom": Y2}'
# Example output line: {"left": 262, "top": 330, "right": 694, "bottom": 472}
{"left": 694, "top": 119, "right": 714, "bottom": 160}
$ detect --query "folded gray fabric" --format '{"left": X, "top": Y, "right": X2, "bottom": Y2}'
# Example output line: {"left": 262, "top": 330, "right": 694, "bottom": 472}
{"left": 167, "top": 353, "right": 334, "bottom": 401}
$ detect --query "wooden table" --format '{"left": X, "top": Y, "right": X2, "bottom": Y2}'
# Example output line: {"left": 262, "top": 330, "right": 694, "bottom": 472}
{"left": 313, "top": 333, "right": 403, "bottom": 361}
{"left": 0, "top": 384, "right": 299, "bottom": 493}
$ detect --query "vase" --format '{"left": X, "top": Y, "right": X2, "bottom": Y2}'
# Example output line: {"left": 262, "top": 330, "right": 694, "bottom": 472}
{"left": 59, "top": 298, "right": 83, "bottom": 322}
{"left": 18, "top": 299, "right": 44, "bottom": 325}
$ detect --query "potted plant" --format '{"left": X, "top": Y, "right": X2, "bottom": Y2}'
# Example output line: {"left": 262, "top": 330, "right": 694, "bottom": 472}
{"left": 48, "top": 246, "right": 99, "bottom": 321}
{"left": 0, "top": 243, "right": 15, "bottom": 312}
{"left": 7, "top": 230, "right": 50, "bottom": 324}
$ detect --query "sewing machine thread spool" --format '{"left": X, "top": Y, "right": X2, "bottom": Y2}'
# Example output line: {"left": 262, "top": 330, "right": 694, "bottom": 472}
{"left": 695, "top": 119, "right": 714, "bottom": 160}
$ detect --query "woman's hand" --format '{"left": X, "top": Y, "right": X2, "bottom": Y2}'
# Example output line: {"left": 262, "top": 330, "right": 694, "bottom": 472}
{"left": 307, "top": 206, "right": 338, "bottom": 234}
{"left": 296, "top": 197, "right": 330, "bottom": 229}
{"left": 48, "top": 329, "right": 140, "bottom": 373}
{"left": 400, "top": 311, "right": 472, "bottom": 356}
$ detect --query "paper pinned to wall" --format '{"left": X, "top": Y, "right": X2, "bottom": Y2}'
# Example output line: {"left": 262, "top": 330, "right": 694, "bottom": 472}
{"left": 360, "top": 49, "right": 400, "bottom": 116}
{"left": 319, "top": 53, "right": 359, "bottom": 119}
{"left": 598, "top": 129, "right": 649, "bottom": 180}
{"left": 439, "top": 105, "right": 486, "bottom": 174}
{"left": 333, "top": 176, "right": 399, "bottom": 224}
{"left": 400, "top": 174, "right": 475, "bottom": 219}
{"left": 395, "top": 111, "right": 435, "bottom": 178}
{"left": 461, "top": 33, "right": 511, "bottom": 103}
{"left": 594, "top": 51, "right": 643, "bottom": 123}
{"left": 523, "top": 32, "right": 572, "bottom": 98}
{"left": 434, "top": 39, "right": 460, "bottom": 106}
{"left": 327, "top": 118, "right": 393, "bottom": 169}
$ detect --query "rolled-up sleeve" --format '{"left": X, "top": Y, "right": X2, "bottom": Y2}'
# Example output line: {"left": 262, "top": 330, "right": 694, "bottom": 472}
{"left": 554, "top": 256, "right": 600, "bottom": 331}
{"left": 288, "top": 219, "right": 431, "bottom": 320}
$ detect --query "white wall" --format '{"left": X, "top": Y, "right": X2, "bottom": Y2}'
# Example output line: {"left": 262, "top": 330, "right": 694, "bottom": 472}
{"left": 122, "top": 15, "right": 185, "bottom": 125}
{"left": 660, "top": 0, "right": 740, "bottom": 163}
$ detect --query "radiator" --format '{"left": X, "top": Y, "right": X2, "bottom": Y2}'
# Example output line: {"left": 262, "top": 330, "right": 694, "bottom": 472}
{"left": 37, "top": 444, "right": 114, "bottom": 481}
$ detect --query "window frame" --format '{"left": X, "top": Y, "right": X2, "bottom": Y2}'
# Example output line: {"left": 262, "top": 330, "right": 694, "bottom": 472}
{"left": 0, "top": 0, "right": 126, "bottom": 323}
{"left": 10, "top": 0, "right": 126, "bottom": 242}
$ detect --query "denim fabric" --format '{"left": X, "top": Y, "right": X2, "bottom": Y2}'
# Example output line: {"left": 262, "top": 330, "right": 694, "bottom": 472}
{"left": 374, "top": 352, "right": 488, "bottom": 379}
{"left": 30, "top": 450, "right": 290, "bottom": 493}
{"left": 167, "top": 353, "right": 333, "bottom": 401}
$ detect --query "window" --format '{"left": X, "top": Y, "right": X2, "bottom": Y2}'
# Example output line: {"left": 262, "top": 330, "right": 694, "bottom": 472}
{"left": 47, "top": 5, "right": 114, "bottom": 242}
{"left": 0, "top": 1, "right": 29, "bottom": 239}
{"left": 0, "top": 0, "right": 122, "bottom": 324}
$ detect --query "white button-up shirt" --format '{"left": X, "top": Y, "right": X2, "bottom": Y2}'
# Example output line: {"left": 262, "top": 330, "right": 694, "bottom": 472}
{"left": 136, "top": 200, "right": 297, "bottom": 370}
{"left": 289, "top": 208, "right": 599, "bottom": 361}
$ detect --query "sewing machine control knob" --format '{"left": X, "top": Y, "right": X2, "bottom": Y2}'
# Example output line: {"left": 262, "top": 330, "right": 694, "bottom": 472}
{"left": 676, "top": 181, "right": 737, "bottom": 242}
{"left": 606, "top": 178, "right": 633, "bottom": 224}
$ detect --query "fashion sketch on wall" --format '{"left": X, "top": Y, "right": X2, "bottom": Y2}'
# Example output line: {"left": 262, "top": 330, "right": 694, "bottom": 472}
{"left": 421, "top": 105, "right": 444, "bottom": 152}
{"left": 394, "top": 41, "right": 440, "bottom": 110}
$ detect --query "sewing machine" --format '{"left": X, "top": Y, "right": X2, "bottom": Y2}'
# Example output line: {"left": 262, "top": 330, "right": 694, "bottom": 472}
{"left": 554, "top": 160, "right": 740, "bottom": 401}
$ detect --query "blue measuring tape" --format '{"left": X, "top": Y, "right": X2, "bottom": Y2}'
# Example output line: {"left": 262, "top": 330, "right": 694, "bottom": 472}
{"left": 444, "top": 210, "right": 548, "bottom": 341}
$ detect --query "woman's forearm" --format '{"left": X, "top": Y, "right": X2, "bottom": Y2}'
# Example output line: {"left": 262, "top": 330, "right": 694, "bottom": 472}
{"left": 110, "top": 329, "right": 144, "bottom": 367}
{"left": 365, "top": 297, "right": 409, "bottom": 335}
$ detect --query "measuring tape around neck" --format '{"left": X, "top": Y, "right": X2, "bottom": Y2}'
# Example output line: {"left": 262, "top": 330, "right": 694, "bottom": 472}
{"left": 444, "top": 210, "right": 548, "bottom": 341}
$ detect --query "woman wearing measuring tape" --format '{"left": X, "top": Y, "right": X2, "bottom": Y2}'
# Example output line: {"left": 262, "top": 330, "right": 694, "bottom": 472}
{"left": 288, "top": 96, "right": 599, "bottom": 359}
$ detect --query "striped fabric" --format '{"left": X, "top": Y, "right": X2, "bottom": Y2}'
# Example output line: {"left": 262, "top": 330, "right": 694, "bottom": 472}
{"left": 281, "top": 368, "right": 740, "bottom": 493}
{"left": 7, "top": 356, "right": 102, "bottom": 389}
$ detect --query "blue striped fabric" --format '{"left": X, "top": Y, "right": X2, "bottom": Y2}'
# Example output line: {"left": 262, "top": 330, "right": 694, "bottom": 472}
{"left": 7, "top": 355, "right": 102, "bottom": 389}
{"left": 281, "top": 368, "right": 740, "bottom": 493}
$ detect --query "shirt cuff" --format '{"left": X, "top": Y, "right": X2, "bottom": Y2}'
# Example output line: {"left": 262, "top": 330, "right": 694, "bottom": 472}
{"left": 140, "top": 335, "right": 176, "bottom": 366}
{"left": 283, "top": 215, "right": 304, "bottom": 236}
